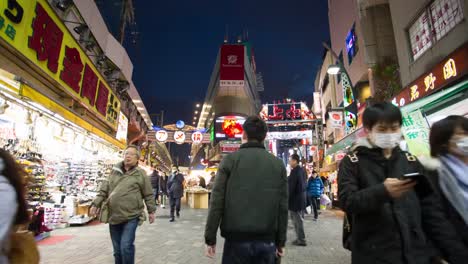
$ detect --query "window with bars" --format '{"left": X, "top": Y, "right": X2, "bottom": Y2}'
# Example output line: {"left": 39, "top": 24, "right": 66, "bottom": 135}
{"left": 408, "top": 0, "right": 464, "bottom": 61}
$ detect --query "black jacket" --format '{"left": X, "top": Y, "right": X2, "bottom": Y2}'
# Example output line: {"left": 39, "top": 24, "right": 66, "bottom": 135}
{"left": 338, "top": 138, "right": 468, "bottom": 264}
{"left": 288, "top": 166, "right": 306, "bottom": 212}
{"left": 150, "top": 171, "right": 159, "bottom": 189}
{"left": 421, "top": 157, "right": 468, "bottom": 249}
{"left": 167, "top": 173, "right": 184, "bottom": 198}
{"left": 204, "top": 142, "right": 288, "bottom": 247}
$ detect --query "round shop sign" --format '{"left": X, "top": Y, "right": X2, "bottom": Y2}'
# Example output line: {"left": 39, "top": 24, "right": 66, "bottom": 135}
{"left": 155, "top": 130, "right": 168, "bottom": 142}
{"left": 310, "top": 146, "right": 318, "bottom": 154}
{"left": 174, "top": 131, "right": 186, "bottom": 144}
{"left": 191, "top": 131, "right": 203, "bottom": 144}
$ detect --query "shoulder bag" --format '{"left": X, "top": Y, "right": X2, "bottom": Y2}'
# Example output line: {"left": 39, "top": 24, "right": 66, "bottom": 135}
{"left": 99, "top": 176, "right": 130, "bottom": 223}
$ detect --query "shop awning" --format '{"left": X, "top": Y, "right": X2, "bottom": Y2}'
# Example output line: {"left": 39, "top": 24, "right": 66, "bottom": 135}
{"left": 325, "top": 127, "right": 365, "bottom": 156}
{"left": 401, "top": 80, "right": 468, "bottom": 114}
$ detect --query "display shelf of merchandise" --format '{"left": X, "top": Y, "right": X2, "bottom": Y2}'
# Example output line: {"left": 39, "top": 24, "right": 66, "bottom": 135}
{"left": 68, "top": 215, "right": 93, "bottom": 225}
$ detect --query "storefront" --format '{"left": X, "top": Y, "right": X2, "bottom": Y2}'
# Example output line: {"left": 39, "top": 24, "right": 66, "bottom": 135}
{"left": 0, "top": 0, "right": 127, "bottom": 239}
{"left": 392, "top": 42, "right": 468, "bottom": 157}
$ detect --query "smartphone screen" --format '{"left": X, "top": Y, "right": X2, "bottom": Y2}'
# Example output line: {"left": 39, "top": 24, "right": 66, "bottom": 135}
{"left": 401, "top": 172, "right": 421, "bottom": 179}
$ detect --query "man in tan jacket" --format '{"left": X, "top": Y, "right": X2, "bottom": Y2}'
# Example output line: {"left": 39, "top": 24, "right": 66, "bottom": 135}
{"left": 90, "top": 145, "right": 156, "bottom": 264}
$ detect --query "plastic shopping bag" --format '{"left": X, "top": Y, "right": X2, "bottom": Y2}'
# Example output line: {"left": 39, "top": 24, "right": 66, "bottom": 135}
{"left": 320, "top": 194, "right": 331, "bottom": 206}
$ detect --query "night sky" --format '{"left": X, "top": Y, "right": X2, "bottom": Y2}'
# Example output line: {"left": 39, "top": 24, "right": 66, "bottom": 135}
{"left": 97, "top": 0, "right": 329, "bottom": 165}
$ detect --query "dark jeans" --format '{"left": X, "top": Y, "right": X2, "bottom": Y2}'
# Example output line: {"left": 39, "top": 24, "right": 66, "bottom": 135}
{"left": 169, "top": 196, "right": 181, "bottom": 218}
{"left": 109, "top": 218, "right": 139, "bottom": 264}
{"left": 222, "top": 240, "right": 277, "bottom": 264}
{"left": 309, "top": 196, "right": 319, "bottom": 219}
{"left": 290, "top": 211, "right": 306, "bottom": 243}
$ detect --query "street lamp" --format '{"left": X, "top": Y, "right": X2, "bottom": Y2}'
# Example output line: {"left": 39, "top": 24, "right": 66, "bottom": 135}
{"left": 327, "top": 64, "right": 341, "bottom": 75}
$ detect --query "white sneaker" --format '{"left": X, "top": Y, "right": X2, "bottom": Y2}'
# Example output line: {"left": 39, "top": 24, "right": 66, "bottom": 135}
{"left": 161, "top": 205, "right": 166, "bottom": 209}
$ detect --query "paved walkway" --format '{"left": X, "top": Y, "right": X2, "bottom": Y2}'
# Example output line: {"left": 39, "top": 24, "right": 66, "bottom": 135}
{"left": 39, "top": 207, "right": 350, "bottom": 264}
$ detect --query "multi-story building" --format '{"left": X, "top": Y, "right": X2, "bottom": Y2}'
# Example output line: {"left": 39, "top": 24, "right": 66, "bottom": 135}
{"left": 387, "top": 0, "right": 468, "bottom": 157}
{"left": 190, "top": 41, "right": 262, "bottom": 166}
{"left": 321, "top": 0, "right": 398, "bottom": 165}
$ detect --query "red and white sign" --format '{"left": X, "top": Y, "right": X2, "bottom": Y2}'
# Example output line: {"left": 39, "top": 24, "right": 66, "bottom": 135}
{"left": 309, "top": 145, "right": 318, "bottom": 154}
{"left": 328, "top": 111, "right": 343, "bottom": 128}
{"left": 335, "top": 152, "right": 347, "bottom": 161}
{"left": 220, "top": 45, "right": 245, "bottom": 88}
{"left": 155, "top": 130, "right": 168, "bottom": 142}
{"left": 174, "top": 131, "right": 186, "bottom": 144}
{"left": 191, "top": 131, "right": 203, "bottom": 144}
{"left": 220, "top": 142, "right": 241, "bottom": 153}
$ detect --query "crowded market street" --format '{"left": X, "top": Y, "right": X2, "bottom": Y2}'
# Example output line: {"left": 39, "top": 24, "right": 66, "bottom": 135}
{"left": 39, "top": 208, "right": 350, "bottom": 264}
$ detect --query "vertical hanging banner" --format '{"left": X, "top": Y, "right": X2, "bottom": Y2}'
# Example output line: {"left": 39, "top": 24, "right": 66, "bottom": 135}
{"left": 220, "top": 45, "right": 245, "bottom": 89}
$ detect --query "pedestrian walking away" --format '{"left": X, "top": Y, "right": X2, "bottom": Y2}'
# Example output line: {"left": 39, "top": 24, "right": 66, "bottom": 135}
{"left": 90, "top": 145, "right": 156, "bottom": 264}
{"left": 338, "top": 102, "right": 468, "bottom": 264}
{"left": 204, "top": 116, "right": 288, "bottom": 264}
{"left": 307, "top": 171, "right": 324, "bottom": 221}
{"left": 288, "top": 154, "right": 307, "bottom": 246}
{"left": 167, "top": 165, "right": 185, "bottom": 222}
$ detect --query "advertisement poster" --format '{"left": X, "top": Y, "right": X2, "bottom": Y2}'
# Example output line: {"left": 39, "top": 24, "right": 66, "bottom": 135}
{"left": 215, "top": 115, "right": 246, "bottom": 141}
{"left": 116, "top": 112, "right": 128, "bottom": 144}
{"left": 401, "top": 110, "right": 430, "bottom": 157}
{"left": 220, "top": 45, "right": 245, "bottom": 88}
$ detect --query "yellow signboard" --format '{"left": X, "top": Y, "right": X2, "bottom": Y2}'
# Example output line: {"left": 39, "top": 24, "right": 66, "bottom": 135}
{"left": 0, "top": 0, "right": 120, "bottom": 130}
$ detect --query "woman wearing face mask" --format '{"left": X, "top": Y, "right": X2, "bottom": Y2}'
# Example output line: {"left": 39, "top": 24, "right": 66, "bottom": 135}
{"left": 338, "top": 102, "right": 467, "bottom": 264}
{"left": 422, "top": 116, "right": 468, "bottom": 248}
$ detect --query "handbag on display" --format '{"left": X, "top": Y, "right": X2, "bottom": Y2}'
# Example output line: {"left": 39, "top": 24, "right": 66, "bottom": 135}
{"left": 8, "top": 229, "right": 40, "bottom": 264}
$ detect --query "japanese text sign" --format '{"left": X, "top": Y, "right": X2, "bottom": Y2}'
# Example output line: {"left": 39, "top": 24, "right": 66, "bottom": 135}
{"left": 0, "top": 0, "right": 120, "bottom": 130}
{"left": 392, "top": 43, "right": 468, "bottom": 107}
{"left": 401, "top": 110, "right": 430, "bottom": 157}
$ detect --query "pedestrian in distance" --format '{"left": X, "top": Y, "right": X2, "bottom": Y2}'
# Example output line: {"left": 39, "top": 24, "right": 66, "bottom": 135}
{"left": 90, "top": 145, "right": 156, "bottom": 264}
{"left": 207, "top": 172, "right": 216, "bottom": 190}
{"left": 159, "top": 172, "right": 168, "bottom": 209}
{"left": 307, "top": 170, "right": 324, "bottom": 221}
{"left": 150, "top": 168, "right": 160, "bottom": 205}
{"left": 204, "top": 115, "right": 288, "bottom": 264}
{"left": 421, "top": 116, "right": 468, "bottom": 250}
{"left": 0, "top": 149, "right": 39, "bottom": 264}
{"left": 338, "top": 102, "right": 468, "bottom": 264}
{"left": 167, "top": 165, "right": 184, "bottom": 222}
{"left": 288, "top": 154, "right": 307, "bottom": 246}
{"left": 198, "top": 175, "right": 207, "bottom": 188}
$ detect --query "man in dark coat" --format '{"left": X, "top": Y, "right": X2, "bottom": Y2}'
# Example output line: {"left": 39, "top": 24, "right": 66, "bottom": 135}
{"left": 167, "top": 166, "right": 185, "bottom": 222}
{"left": 204, "top": 116, "right": 288, "bottom": 262}
{"left": 150, "top": 169, "right": 160, "bottom": 205}
{"left": 288, "top": 154, "right": 306, "bottom": 246}
{"left": 338, "top": 102, "right": 468, "bottom": 264}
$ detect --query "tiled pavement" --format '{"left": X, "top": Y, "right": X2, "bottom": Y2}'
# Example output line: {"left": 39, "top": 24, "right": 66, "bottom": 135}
{"left": 39, "top": 207, "right": 350, "bottom": 264}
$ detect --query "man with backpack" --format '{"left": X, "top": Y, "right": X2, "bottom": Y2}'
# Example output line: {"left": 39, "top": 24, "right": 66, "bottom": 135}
{"left": 338, "top": 102, "right": 468, "bottom": 264}
{"left": 204, "top": 116, "right": 288, "bottom": 263}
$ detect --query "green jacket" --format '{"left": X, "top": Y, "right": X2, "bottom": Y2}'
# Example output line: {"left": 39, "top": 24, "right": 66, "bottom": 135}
{"left": 92, "top": 162, "right": 156, "bottom": 225}
{"left": 204, "top": 142, "right": 288, "bottom": 247}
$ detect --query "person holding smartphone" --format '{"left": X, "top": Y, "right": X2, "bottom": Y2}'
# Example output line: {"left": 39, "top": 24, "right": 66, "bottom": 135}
{"left": 338, "top": 102, "right": 467, "bottom": 264}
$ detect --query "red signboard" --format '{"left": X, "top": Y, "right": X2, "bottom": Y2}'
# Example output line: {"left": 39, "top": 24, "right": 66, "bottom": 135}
{"left": 220, "top": 142, "right": 241, "bottom": 153}
{"left": 392, "top": 43, "right": 468, "bottom": 107}
{"left": 220, "top": 45, "right": 245, "bottom": 87}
